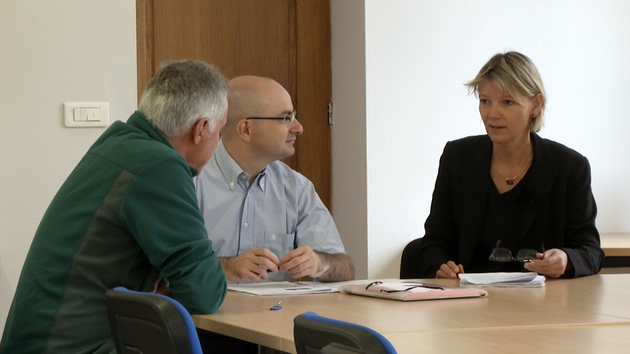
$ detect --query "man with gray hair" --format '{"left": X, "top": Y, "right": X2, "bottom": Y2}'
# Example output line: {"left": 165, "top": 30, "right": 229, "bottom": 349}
{"left": 0, "top": 60, "right": 229, "bottom": 354}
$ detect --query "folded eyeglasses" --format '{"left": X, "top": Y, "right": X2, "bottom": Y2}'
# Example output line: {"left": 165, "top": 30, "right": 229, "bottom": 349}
{"left": 488, "top": 240, "right": 545, "bottom": 263}
{"left": 365, "top": 281, "right": 444, "bottom": 292}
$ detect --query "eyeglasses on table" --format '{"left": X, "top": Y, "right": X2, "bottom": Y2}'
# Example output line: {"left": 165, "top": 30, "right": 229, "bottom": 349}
{"left": 365, "top": 281, "right": 445, "bottom": 293}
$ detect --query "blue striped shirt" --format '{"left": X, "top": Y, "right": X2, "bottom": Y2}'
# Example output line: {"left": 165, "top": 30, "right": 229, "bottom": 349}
{"left": 195, "top": 141, "right": 346, "bottom": 282}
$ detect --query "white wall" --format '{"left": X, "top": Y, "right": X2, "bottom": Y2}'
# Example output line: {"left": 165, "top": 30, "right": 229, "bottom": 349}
{"left": 331, "top": 0, "right": 369, "bottom": 279}
{"left": 0, "top": 0, "right": 136, "bottom": 334}
{"left": 332, "top": 0, "right": 630, "bottom": 279}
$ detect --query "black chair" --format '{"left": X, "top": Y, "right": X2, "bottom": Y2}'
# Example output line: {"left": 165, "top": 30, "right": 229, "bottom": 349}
{"left": 400, "top": 237, "right": 425, "bottom": 279}
{"left": 294, "top": 312, "right": 397, "bottom": 354}
{"left": 105, "top": 286, "right": 202, "bottom": 354}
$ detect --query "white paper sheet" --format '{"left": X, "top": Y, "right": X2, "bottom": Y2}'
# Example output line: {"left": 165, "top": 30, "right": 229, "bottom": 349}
{"left": 228, "top": 281, "right": 336, "bottom": 295}
{"left": 459, "top": 272, "right": 545, "bottom": 288}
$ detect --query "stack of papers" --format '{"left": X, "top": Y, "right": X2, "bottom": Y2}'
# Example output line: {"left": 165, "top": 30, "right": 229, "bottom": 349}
{"left": 228, "top": 281, "right": 336, "bottom": 295}
{"left": 458, "top": 272, "right": 545, "bottom": 288}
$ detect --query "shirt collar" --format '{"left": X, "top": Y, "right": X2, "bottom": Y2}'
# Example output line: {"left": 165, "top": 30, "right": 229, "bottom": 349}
{"left": 215, "top": 139, "right": 266, "bottom": 191}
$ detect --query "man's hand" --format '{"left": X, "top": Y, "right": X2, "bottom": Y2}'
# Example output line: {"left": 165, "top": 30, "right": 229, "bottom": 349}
{"left": 278, "top": 245, "right": 328, "bottom": 280}
{"left": 151, "top": 278, "right": 171, "bottom": 296}
{"left": 524, "top": 248, "right": 569, "bottom": 278}
{"left": 278, "top": 246, "right": 355, "bottom": 282}
{"left": 220, "top": 248, "right": 280, "bottom": 282}
{"left": 436, "top": 261, "right": 464, "bottom": 279}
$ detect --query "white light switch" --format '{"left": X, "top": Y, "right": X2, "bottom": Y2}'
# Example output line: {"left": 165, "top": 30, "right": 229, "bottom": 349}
{"left": 64, "top": 102, "right": 109, "bottom": 127}
{"left": 73, "top": 107, "right": 84, "bottom": 121}
{"left": 86, "top": 108, "right": 101, "bottom": 122}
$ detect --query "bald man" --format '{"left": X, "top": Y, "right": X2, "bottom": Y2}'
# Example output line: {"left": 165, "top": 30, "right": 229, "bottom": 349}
{"left": 195, "top": 75, "right": 354, "bottom": 283}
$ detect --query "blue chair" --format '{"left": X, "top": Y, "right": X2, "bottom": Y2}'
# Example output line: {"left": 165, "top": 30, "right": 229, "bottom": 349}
{"left": 294, "top": 312, "right": 397, "bottom": 354}
{"left": 105, "top": 286, "right": 202, "bottom": 354}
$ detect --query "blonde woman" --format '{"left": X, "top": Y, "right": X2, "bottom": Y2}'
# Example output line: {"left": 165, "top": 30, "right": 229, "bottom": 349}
{"left": 408, "top": 52, "right": 603, "bottom": 279}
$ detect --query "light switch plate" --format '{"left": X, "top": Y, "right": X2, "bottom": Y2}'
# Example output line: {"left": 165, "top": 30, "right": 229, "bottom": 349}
{"left": 64, "top": 102, "right": 109, "bottom": 127}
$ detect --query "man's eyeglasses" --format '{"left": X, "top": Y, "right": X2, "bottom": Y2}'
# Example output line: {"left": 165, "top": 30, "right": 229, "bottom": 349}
{"left": 246, "top": 110, "right": 296, "bottom": 125}
{"left": 365, "top": 281, "right": 444, "bottom": 292}
{"left": 488, "top": 240, "right": 545, "bottom": 263}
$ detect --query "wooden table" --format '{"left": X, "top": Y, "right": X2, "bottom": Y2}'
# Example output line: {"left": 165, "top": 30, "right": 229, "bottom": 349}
{"left": 600, "top": 233, "right": 630, "bottom": 257}
{"left": 385, "top": 325, "right": 630, "bottom": 353}
{"left": 193, "top": 274, "right": 630, "bottom": 353}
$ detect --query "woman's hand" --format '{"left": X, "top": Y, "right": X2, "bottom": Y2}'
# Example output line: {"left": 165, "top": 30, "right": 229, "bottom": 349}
{"left": 524, "top": 248, "right": 570, "bottom": 278}
{"left": 436, "top": 261, "right": 464, "bottom": 279}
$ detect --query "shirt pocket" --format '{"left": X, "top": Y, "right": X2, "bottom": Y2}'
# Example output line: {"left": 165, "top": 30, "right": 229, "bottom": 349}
{"left": 262, "top": 231, "right": 295, "bottom": 258}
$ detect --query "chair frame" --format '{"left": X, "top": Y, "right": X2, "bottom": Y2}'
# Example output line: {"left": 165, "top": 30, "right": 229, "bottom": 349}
{"left": 294, "top": 311, "right": 397, "bottom": 354}
{"left": 400, "top": 237, "right": 427, "bottom": 279}
{"left": 106, "top": 287, "right": 202, "bottom": 354}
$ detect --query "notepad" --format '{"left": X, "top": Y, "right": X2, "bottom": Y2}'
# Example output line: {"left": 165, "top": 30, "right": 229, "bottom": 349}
{"left": 228, "top": 281, "right": 336, "bottom": 295}
{"left": 338, "top": 281, "right": 488, "bottom": 301}
{"left": 458, "top": 272, "right": 545, "bottom": 288}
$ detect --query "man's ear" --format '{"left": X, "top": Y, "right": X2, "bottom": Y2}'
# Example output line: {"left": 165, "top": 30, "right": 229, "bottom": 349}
{"left": 235, "top": 119, "right": 253, "bottom": 143}
{"left": 191, "top": 118, "right": 209, "bottom": 145}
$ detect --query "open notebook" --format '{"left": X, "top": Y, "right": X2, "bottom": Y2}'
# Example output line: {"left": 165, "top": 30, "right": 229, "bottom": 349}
{"left": 338, "top": 281, "right": 488, "bottom": 301}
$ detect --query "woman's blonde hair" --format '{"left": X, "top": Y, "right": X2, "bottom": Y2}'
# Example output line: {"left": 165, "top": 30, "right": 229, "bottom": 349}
{"left": 466, "top": 51, "right": 546, "bottom": 132}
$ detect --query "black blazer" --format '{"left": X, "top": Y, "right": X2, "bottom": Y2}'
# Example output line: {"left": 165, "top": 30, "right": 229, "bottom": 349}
{"left": 415, "top": 133, "right": 604, "bottom": 278}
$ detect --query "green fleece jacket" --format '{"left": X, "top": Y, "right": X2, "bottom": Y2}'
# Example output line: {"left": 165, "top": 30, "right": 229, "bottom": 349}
{"left": 0, "top": 112, "right": 227, "bottom": 354}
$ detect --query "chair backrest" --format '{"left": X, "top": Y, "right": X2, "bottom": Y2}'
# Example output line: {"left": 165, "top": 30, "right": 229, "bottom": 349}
{"left": 400, "top": 237, "right": 425, "bottom": 279}
{"left": 293, "top": 312, "right": 397, "bottom": 354}
{"left": 105, "top": 287, "right": 202, "bottom": 354}
{"left": 321, "top": 343, "right": 375, "bottom": 354}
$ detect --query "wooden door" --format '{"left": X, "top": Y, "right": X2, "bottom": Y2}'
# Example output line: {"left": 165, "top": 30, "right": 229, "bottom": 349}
{"left": 136, "top": 0, "right": 332, "bottom": 209}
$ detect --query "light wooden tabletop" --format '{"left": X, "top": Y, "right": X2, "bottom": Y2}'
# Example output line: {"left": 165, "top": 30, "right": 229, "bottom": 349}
{"left": 193, "top": 274, "right": 630, "bottom": 353}
{"left": 600, "top": 233, "right": 630, "bottom": 257}
{"left": 385, "top": 324, "right": 630, "bottom": 354}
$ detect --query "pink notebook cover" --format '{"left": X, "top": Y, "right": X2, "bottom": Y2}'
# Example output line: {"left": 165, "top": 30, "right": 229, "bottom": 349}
{"left": 338, "top": 281, "right": 488, "bottom": 301}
